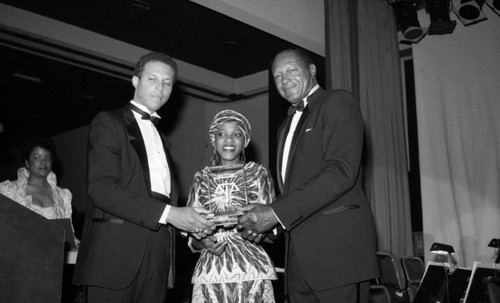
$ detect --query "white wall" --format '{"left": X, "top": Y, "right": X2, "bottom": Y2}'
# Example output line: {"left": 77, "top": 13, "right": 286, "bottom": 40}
{"left": 413, "top": 5, "right": 500, "bottom": 266}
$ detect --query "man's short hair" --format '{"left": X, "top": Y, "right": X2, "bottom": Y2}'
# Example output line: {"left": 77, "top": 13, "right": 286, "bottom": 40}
{"left": 133, "top": 52, "right": 178, "bottom": 83}
{"left": 272, "top": 48, "right": 315, "bottom": 70}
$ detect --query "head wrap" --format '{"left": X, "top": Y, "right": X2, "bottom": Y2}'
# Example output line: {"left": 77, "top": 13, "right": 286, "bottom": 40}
{"left": 209, "top": 110, "right": 251, "bottom": 147}
{"left": 208, "top": 110, "right": 252, "bottom": 166}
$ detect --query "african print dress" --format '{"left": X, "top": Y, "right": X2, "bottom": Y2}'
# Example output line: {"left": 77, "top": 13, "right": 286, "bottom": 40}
{"left": 187, "top": 161, "right": 277, "bottom": 303}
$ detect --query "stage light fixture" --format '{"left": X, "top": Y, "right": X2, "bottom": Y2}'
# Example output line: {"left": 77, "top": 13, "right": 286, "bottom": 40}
{"left": 485, "top": 0, "right": 500, "bottom": 16}
{"left": 453, "top": 0, "right": 488, "bottom": 26}
{"left": 391, "top": 1, "right": 428, "bottom": 44}
{"left": 426, "top": 0, "right": 458, "bottom": 35}
{"left": 399, "top": 26, "right": 429, "bottom": 43}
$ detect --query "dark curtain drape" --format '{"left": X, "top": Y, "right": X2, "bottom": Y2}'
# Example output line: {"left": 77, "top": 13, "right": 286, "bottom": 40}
{"left": 325, "top": 0, "right": 413, "bottom": 259}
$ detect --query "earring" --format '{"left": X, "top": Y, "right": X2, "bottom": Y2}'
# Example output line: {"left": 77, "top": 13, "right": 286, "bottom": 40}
{"left": 240, "top": 149, "right": 246, "bottom": 163}
{"left": 210, "top": 150, "right": 220, "bottom": 166}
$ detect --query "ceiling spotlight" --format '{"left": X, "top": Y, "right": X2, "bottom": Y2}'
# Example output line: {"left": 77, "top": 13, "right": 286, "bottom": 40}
{"left": 426, "top": 0, "right": 458, "bottom": 35}
{"left": 399, "top": 26, "right": 429, "bottom": 43}
{"left": 485, "top": 0, "right": 500, "bottom": 16}
{"left": 453, "top": 0, "right": 488, "bottom": 26}
{"left": 392, "top": 1, "right": 428, "bottom": 44}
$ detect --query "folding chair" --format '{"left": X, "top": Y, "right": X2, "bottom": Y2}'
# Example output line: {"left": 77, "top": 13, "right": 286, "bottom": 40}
{"left": 376, "top": 251, "right": 410, "bottom": 303}
{"left": 401, "top": 256, "right": 425, "bottom": 302}
{"left": 484, "top": 276, "right": 500, "bottom": 303}
{"left": 370, "top": 284, "right": 393, "bottom": 303}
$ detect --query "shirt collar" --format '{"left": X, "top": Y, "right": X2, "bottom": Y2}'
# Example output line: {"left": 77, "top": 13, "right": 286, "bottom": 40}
{"left": 303, "top": 84, "right": 320, "bottom": 107}
{"left": 130, "top": 100, "right": 161, "bottom": 119}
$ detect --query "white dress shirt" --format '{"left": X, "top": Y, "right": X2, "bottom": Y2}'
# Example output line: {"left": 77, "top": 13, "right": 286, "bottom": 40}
{"left": 130, "top": 100, "right": 171, "bottom": 224}
{"left": 281, "top": 84, "right": 319, "bottom": 182}
{"left": 273, "top": 84, "right": 320, "bottom": 232}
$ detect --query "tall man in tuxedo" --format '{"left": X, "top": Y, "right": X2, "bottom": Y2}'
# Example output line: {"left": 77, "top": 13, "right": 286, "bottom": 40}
{"left": 74, "top": 52, "right": 214, "bottom": 303}
{"left": 238, "top": 49, "right": 378, "bottom": 303}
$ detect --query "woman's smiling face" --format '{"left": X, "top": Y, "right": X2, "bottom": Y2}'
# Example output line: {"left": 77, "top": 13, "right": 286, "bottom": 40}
{"left": 215, "top": 121, "right": 244, "bottom": 166}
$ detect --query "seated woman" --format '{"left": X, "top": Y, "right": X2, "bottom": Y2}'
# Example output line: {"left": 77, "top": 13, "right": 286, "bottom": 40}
{"left": 0, "top": 137, "right": 79, "bottom": 247}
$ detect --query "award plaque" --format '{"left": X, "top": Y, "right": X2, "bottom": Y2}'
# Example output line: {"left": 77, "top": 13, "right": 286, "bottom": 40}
{"left": 203, "top": 164, "right": 248, "bottom": 227}
{"left": 206, "top": 210, "right": 244, "bottom": 228}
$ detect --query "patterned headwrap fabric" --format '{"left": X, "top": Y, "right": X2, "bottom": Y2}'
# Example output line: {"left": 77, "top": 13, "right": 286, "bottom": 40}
{"left": 208, "top": 110, "right": 251, "bottom": 166}
{"left": 209, "top": 110, "right": 252, "bottom": 148}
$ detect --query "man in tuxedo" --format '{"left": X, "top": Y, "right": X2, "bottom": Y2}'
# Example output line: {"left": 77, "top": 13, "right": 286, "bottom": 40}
{"left": 73, "top": 52, "right": 214, "bottom": 303}
{"left": 238, "top": 49, "right": 378, "bottom": 303}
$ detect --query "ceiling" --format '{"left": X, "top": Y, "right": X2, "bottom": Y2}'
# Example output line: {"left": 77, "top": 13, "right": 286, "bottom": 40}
{"left": 0, "top": 0, "right": 324, "bottom": 152}
{"left": 1, "top": 0, "right": 303, "bottom": 78}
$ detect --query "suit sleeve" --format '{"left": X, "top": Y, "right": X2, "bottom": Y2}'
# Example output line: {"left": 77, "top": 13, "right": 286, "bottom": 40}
{"left": 87, "top": 112, "right": 167, "bottom": 230}
{"left": 272, "top": 90, "right": 365, "bottom": 230}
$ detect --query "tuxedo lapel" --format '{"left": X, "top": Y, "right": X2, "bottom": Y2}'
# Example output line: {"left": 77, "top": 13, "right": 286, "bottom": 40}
{"left": 159, "top": 135, "right": 179, "bottom": 206}
{"left": 124, "top": 107, "right": 153, "bottom": 195}
{"left": 283, "top": 106, "right": 310, "bottom": 188}
{"left": 277, "top": 118, "right": 292, "bottom": 192}
{"left": 280, "top": 89, "right": 323, "bottom": 191}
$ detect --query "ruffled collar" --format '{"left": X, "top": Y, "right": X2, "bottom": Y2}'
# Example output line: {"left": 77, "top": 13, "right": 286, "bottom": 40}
{"left": 17, "top": 167, "right": 58, "bottom": 188}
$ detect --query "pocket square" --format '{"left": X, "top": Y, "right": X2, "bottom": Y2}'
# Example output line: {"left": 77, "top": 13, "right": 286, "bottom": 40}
{"left": 305, "top": 128, "right": 313, "bottom": 132}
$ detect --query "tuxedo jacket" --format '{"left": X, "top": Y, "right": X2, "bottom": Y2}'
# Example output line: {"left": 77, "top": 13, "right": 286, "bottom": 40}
{"left": 273, "top": 88, "right": 378, "bottom": 291}
{"left": 73, "top": 104, "right": 179, "bottom": 289}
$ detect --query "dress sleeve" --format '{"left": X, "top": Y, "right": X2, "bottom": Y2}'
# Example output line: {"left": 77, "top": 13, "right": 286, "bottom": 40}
{"left": 0, "top": 180, "right": 13, "bottom": 199}
{"left": 57, "top": 186, "right": 80, "bottom": 246}
{"left": 186, "top": 173, "right": 203, "bottom": 208}
{"left": 0, "top": 180, "right": 27, "bottom": 207}
{"left": 186, "top": 173, "right": 205, "bottom": 253}
{"left": 59, "top": 187, "right": 73, "bottom": 218}
{"left": 259, "top": 166, "right": 276, "bottom": 206}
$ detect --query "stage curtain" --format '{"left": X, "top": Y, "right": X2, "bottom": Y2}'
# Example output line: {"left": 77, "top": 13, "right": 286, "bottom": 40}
{"left": 325, "top": 0, "right": 413, "bottom": 259}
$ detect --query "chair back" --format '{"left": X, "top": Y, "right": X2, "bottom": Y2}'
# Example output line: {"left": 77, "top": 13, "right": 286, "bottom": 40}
{"left": 376, "top": 252, "right": 411, "bottom": 302}
{"left": 377, "top": 252, "right": 405, "bottom": 289}
{"left": 401, "top": 256, "right": 425, "bottom": 283}
{"left": 484, "top": 276, "right": 500, "bottom": 303}
{"left": 401, "top": 256, "right": 425, "bottom": 302}
{"left": 370, "top": 285, "right": 392, "bottom": 303}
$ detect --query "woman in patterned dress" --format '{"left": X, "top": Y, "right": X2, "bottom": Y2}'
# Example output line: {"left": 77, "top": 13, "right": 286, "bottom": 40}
{"left": 187, "top": 110, "right": 277, "bottom": 303}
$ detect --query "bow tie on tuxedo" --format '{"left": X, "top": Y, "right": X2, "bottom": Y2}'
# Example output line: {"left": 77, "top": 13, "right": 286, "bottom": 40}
{"left": 130, "top": 104, "right": 160, "bottom": 125}
{"left": 287, "top": 100, "right": 306, "bottom": 116}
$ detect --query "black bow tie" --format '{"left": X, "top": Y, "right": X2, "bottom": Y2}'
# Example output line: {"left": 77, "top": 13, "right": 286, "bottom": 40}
{"left": 130, "top": 104, "right": 160, "bottom": 125}
{"left": 288, "top": 100, "right": 305, "bottom": 116}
